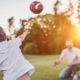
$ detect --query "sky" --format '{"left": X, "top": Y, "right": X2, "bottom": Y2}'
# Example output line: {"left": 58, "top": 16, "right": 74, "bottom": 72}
{"left": 0, "top": 0, "right": 79, "bottom": 34}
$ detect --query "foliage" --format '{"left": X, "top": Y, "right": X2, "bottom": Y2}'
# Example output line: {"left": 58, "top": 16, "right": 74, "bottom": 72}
{"left": 16, "top": 13, "right": 80, "bottom": 55}
{"left": 15, "top": 1, "right": 80, "bottom": 55}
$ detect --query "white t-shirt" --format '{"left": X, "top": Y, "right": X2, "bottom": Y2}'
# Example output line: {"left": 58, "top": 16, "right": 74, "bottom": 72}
{"left": 60, "top": 47, "right": 80, "bottom": 65}
{"left": 0, "top": 38, "right": 35, "bottom": 80}
{"left": 0, "top": 37, "right": 23, "bottom": 70}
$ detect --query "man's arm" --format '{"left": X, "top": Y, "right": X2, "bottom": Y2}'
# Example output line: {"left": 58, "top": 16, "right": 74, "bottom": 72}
{"left": 68, "top": 49, "right": 80, "bottom": 67}
{"left": 73, "top": 58, "right": 80, "bottom": 65}
{"left": 53, "top": 57, "right": 63, "bottom": 66}
{"left": 53, "top": 50, "right": 65, "bottom": 66}
{"left": 68, "top": 57, "right": 80, "bottom": 67}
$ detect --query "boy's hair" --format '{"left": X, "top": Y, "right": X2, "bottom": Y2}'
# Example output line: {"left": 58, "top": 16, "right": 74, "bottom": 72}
{"left": 0, "top": 27, "right": 7, "bottom": 42}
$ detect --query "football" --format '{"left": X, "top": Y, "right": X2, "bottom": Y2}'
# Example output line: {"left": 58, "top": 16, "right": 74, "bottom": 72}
{"left": 30, "top": 1, "right": 43, "bottom": 14}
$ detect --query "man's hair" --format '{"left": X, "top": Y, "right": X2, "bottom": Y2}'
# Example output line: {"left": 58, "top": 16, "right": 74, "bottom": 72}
{"left": 0, "top": 27, "right": 7, "bottom": 42}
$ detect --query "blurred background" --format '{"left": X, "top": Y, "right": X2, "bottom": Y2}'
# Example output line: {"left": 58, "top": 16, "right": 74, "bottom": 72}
{"left": 1, "top": 0, "right": 80, "bottom": 55}
{"left": 0, "top": 0, "right": 80, "bottom": 80}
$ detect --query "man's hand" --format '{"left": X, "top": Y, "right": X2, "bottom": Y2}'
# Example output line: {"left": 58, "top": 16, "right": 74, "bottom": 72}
{"left": 53, "top": 60, "right": 60, "bottom": 67}
{"left": 53, "top": 57, "right": 63, "bottom": 67}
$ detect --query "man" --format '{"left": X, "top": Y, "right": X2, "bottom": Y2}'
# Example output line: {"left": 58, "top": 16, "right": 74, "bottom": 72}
{"left": 53, "top": 40, "right": 80, "bottom": 80}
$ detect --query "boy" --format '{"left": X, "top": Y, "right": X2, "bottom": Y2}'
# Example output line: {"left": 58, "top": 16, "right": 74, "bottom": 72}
{"left": 0, "top": 27, "right": 35, "bottom": 80}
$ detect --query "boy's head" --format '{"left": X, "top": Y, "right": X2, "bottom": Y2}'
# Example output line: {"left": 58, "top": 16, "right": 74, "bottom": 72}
{"left": 65, "top": 40, "right": 73, "bottom": 49}
{"left": 0, "top": 27, "right": 7, "bottom": 42}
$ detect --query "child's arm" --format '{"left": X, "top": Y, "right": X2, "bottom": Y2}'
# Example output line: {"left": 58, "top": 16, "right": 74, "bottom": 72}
{"left": 19, "top": 30, "right": 29, "bottom": 42}
{"left": 8, "top": 30, "right": 29, "bottom": 47}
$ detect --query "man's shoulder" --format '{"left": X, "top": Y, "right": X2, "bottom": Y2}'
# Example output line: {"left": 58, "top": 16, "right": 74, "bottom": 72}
{"left": 73, "top": 47, "right": 80, "bottom": 51}
{"left": 61, "top": 48, "right": 67, "bottom": 53}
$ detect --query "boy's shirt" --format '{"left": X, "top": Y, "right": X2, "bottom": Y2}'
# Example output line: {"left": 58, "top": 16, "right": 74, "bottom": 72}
{"left": 0, "top": 37, "right": 23, "bottom": 70}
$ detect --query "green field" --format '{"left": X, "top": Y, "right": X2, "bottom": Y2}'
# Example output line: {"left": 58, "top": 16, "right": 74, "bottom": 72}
{"left": 25, "top": 55, "right": 80, "bottom": 80}
{"left": 0, "top": 55, "right": 80, "bottom": 80}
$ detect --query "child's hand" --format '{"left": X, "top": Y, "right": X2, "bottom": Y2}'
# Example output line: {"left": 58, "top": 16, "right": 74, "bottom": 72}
{"left": 19, "top": 30, "right": 30, "bottom": 42}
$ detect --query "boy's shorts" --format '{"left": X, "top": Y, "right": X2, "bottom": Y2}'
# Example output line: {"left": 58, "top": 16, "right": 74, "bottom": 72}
{"left": 3, "top": 58, "right": 35, "bottom": 80}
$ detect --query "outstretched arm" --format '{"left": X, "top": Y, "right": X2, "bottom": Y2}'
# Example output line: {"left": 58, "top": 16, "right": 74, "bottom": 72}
{"left": 53, "top": 51, "right": 65, "bottom": 66}
{"left": 53, "top": 57, "right": 63, "bottom": 66}
{"left": 19, "top": 30, "right": 29, "bottom": 42}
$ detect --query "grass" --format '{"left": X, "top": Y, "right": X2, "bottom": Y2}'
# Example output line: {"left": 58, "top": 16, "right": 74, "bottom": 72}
{"left": 25, "top": 55, "right": 71, "bottom": 80}
{"left": 0, "top": 55, "right": 80, "bottom": 80}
